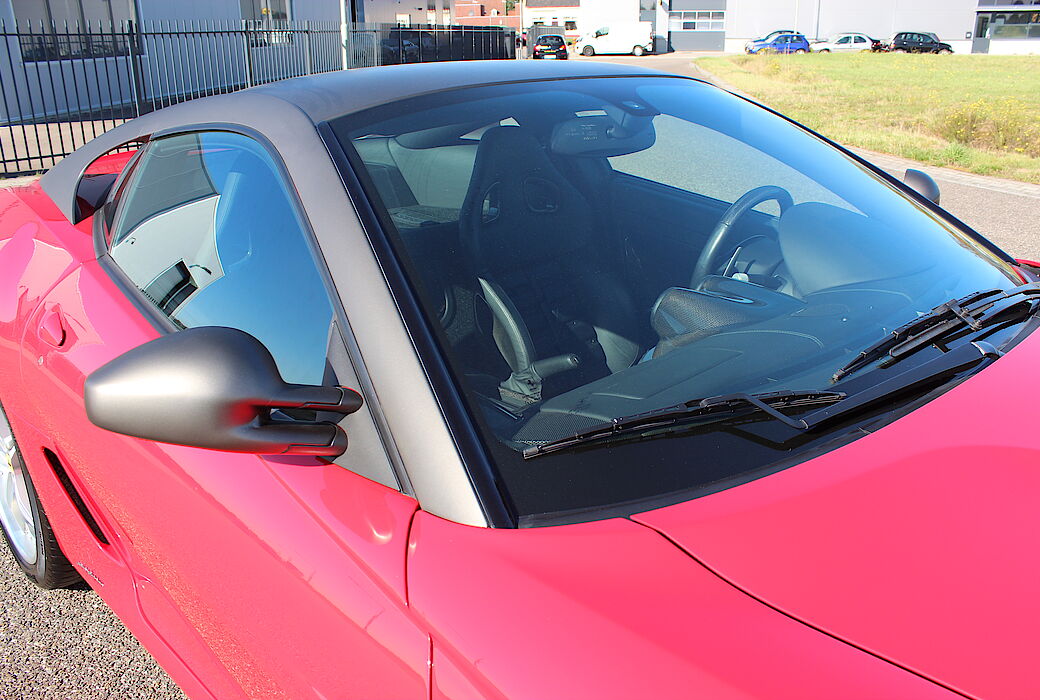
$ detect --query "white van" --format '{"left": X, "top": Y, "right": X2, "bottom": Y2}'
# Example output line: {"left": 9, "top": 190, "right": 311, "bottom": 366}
{"left": 574, "top": 22, "right": 654, "bottom": 56}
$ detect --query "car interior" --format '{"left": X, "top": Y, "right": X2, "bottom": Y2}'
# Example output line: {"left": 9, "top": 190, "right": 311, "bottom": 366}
{"left": 343, "top": 81, "right": 1010, "bottom": 452}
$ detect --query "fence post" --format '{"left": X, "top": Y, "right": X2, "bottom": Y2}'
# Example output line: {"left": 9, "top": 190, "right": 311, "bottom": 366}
{"left": 241, "top": 22, "right": 254, "bottom": 87}
{"left": 126, "top": 20, "right": 146, "bottom": 116}
{"left": 304, "top": 21, "right": 313, "bottom": 75}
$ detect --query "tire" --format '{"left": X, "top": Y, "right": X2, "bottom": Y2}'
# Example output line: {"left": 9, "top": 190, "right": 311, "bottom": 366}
{"left": 938, "top": 48, "right": 952, "bottom": 54}
{"left": 582, "top": 45, "right": 595, "bottom": 56}
{"left": 631, "top": 45, "right": 644, "bottom": 56}
{"left": 0, "top": 402, "right": 82, "bottom": 590}
{"left": 818, "top": 48, "right": 831, "bottom": 53}
{"left": 795, "top": 48, "right": 807, "bottom": 54}
{"left": 892, "top": 48, "right": 905, "bottom": 53}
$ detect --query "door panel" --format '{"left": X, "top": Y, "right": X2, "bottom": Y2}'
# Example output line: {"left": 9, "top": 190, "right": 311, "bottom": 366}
{"left": 21, "top": 262, "right": 430, "bottom": 698}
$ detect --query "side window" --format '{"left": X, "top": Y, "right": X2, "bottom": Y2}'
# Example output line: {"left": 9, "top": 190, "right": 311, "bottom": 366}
{"left": 107, "top": 131, "right": 335, "bottom": 386}
{"left": 853, "top": 35, "right": 867, "bottom": 44}
{"left": 836, "top": 35, "right": 850, "bottom": 44}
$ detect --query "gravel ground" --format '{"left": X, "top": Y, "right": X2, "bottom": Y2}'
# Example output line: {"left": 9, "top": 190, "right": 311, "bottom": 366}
{"left": 1, "top": 55, "right": 1037, "bottom": 699}
{"left": 0, "top": 547, "right": 184, "bottom": 699}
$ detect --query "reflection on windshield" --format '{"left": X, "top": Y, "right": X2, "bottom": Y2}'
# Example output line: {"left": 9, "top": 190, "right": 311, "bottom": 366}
{"left": 332, "top": 76, "right": 1021, "bottom": 520}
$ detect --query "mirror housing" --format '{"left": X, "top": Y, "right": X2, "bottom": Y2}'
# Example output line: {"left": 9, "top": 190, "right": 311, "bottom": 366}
{"left": 903, "top": 168, "right": 941, "bottom": 204}
{"left": 85, "top": 326, "right": 363, "bottom": 456}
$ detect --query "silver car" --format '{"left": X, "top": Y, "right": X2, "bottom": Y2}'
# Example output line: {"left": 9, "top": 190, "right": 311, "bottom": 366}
{"left": 812, "top": 32, "right": 875, "bottom": 52}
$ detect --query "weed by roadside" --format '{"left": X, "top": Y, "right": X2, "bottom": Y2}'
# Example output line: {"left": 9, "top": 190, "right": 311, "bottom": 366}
{"left": 697, "top": 53, "right": 1040, "bottom": 183}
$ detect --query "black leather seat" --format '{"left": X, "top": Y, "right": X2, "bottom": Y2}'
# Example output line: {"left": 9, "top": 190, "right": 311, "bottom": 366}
{"left": 459, "top": 126, "right": 641, "bottom": 405}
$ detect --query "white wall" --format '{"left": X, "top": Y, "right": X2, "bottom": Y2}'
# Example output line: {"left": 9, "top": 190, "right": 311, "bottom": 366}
{"left": 987, "top": 39, "right": 1040, "bottom": 55}
{"left": 725, "top": 0, "right": 977, "bottom": 43}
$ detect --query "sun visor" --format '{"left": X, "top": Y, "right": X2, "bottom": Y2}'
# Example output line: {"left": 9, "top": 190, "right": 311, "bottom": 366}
{"left": 550, "top": 109, "right": 656, "bottom": 157}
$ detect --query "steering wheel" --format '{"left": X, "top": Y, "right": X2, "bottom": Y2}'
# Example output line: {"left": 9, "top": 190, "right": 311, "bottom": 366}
{"left": 691, "top": 185, "right": 794, "bottom": 287}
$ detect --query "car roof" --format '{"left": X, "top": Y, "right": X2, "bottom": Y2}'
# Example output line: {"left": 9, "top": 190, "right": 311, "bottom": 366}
{"left": 41, "top": 60, "right": 669, "bottom": 223}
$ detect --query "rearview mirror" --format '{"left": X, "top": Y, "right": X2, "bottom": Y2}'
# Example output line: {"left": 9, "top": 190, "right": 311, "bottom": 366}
{"left": 85, "top": 326, "right": 363, "bottom": 456}
{"left": 903, "top": 168, "right": 941, "bottom": 204}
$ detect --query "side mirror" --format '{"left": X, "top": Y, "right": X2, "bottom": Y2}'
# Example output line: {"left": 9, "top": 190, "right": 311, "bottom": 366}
{"left": 85, "top": 326, "right": 363, "bottom": 456}
{"left": 903, "top": 168, "right": 941, "bottom": 205}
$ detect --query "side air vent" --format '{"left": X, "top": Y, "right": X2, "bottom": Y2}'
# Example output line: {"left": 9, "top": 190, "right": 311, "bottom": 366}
{"left": 42, "top": 449, "right": 109, "bottom": 545}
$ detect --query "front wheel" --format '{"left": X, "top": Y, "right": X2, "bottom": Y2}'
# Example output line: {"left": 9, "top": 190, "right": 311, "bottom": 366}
{"left": 582, "top": 45, "right": 595, "bottom": 56}
{"left": 0, "top": 402, "right": 82, "bottom": 590}
{"left": 631, "top": 45, "right": 645, "bottom": 56}
{"left": 818, "top": 48, "right": 831, "bottom": 53}
{"left": 794, "top": 48, "right": 807, "bottom": 54}
{"left": 938, "top": 48, "right": 952, "bottom": 54}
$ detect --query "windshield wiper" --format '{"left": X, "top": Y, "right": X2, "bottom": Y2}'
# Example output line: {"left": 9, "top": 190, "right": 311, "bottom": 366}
{"left": 523, "top": 337, "right": 1005, "bottom": 460}
{"left": 522, "top": 389, "right": 846, "bottom": 459}
{"left": 832, "top": 282, "right": 1040, "bottom": 383}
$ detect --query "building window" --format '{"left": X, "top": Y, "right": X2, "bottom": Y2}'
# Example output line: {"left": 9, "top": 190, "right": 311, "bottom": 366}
{"left": 976, "top": 11, "right": 1040, "bottom": 39}
{"left": 12, "top": 0, "right": 135, "bottom": 61}
{"left": 565, "top": 21, "right": 577, "bottom": 30}
{"left": 668, "top": 10, "right": 724, "bottom": 32}
{"left": 240, "top": 0, "right": 291, "bottom": 22}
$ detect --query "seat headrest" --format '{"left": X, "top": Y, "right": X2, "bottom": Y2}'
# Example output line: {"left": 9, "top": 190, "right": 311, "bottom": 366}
{"left": 459, "top": 126, "right": 594, "bottom": 273}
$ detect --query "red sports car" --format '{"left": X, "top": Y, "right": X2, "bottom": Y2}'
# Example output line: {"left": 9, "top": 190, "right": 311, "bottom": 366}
{"left": 1, "top": 61, "right": 1038, "bottom": 699}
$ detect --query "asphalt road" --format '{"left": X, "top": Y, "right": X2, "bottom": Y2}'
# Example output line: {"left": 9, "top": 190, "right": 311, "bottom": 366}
{"left": 0, "top": 54, "right": 1037, "bottom": 700}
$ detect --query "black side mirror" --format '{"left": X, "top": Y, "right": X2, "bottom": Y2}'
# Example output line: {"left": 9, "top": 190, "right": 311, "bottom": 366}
{"left": 85, "top": 327, "right": 363, "bottom": 456}
{"left": 903, "top": 168, "right": 941, "bottom": 205}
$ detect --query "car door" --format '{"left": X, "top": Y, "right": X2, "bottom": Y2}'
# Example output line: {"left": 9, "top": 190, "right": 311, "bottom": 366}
{"left": 852, "top": 34, "right": 868, "bottom": 51}
{"left": 21, "top": 130, "right": 430, "bottom": 699}
{"left": 835, "top": 35, "right": 852, "bottom": 51}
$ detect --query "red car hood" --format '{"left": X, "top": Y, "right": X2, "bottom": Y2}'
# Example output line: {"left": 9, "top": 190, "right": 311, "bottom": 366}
{"left": 635, "top": 330, "right": 1040, "bottom": 700}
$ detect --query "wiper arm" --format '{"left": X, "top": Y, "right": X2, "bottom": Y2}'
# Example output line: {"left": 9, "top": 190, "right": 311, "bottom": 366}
{"left": 521, "top": 389, "right": 846, "bottom": 459}
{"left": 523, "top": 339, "right": 1005, "bottom": 460}
{"left": 832, "top": 282, "right": 1040, "bottom": 383}
{"left": 805, "top": 340, "right": 1001, "bottom": 431}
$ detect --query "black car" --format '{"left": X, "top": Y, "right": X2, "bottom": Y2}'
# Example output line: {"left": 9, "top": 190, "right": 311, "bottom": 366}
{"left": 885, "top": 32, "right": 953, "bottom": 53}
{"left": 532, "top": 33, "right": 568, "bottom": 59}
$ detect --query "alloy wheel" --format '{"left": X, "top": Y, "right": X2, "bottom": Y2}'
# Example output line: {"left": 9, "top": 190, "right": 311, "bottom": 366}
{"left": 0, "top": 407, "right": 37, "bottom": 565}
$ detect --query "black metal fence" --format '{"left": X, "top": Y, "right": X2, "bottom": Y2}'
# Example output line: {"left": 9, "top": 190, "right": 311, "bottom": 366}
{"left": 0, "top": 19, "right": 516, "bottom": 177}
{"left": 345, "top": 23, "right": 516, "bottom": 68}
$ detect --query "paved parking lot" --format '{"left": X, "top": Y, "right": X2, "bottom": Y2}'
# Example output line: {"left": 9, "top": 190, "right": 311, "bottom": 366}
{"left": 1, "top": 54, "right": 1037, "bottom": 699}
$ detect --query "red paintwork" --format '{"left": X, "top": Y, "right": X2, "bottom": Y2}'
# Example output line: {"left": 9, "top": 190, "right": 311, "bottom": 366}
{"left": 0, "top": 169, "right": 1033, "bottom": 698}
{"left": 410, "top": 512, "right": 956, "bottom": 700}
{"left": 635, "top": 329, "right": 1040, "bottom": 700}
{"left": 1, "top": 181, "right": 429, "bottom": 698}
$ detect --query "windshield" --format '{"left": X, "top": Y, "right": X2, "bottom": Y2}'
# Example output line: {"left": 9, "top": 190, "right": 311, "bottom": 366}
{"left": 330, "top": 76, "right": 1020, "bottom": 523}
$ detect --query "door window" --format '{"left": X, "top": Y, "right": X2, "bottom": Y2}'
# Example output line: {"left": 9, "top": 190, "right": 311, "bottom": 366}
{"left": 836, "top": 35, "right": 850, "bottom": 44}
{"left": 107, "top": 131, "right": 336, "bottom": 386}
{"left": 853, "top": 35, "right": 867, "bottom": 44}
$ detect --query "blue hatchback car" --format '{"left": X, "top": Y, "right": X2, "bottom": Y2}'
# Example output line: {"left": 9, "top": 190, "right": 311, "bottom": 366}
{"left": 746, "top": 32, "right": 811, "bottom": 54}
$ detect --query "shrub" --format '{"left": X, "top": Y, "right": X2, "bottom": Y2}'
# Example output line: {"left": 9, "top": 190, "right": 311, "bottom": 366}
{"left": 937, "top": 98, "right": 1040, "bottom": 157}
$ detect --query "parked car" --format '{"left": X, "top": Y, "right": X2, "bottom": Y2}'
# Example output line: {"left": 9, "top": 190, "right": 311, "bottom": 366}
{"left": 574, "top": 22, "right": 654, "bottom": 56}
{"left": 746, "top": 31, "right": 811, "bottom": 54}
{"left": 744, "top": 29, "right": 794, "bottom": 53}
{"left": 812, "top": 32, "right": 881, "bottom": 52}
{"left": 532, "top": 33, "right": 567, "bottom": 59}
{"left": 884, "top": 31, "right": 953, "bottom": 53}
{"left": 3, "top": 60, "right": 1040, "bottom": 699}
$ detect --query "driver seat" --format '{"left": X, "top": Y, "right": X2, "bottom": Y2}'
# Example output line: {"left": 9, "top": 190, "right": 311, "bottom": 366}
{"left": 459, "top": 126, "right": 642, "bottom": 405}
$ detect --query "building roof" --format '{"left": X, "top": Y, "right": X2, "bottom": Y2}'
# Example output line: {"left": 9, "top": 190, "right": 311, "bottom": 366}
{"left": 525, "top": 0, "right": 580, "bottom": 7}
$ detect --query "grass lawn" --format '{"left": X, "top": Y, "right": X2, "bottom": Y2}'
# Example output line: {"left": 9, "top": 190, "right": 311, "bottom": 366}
{"left": 695, "top": 53, "right": 1040, "bottom": 183}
